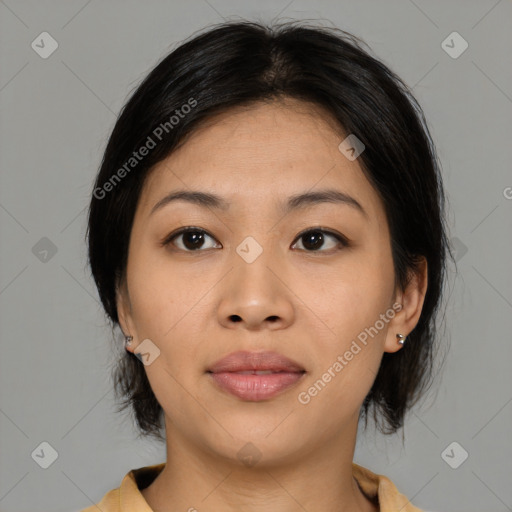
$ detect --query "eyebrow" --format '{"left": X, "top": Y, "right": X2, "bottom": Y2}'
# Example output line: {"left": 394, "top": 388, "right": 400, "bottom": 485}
{"left": 150, "top": 188, "right": 368, "bottom": 218}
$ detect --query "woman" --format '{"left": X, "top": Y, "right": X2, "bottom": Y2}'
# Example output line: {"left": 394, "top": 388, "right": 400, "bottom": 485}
{"left": 83, "top": 19, "right": 450, "bottom": 512}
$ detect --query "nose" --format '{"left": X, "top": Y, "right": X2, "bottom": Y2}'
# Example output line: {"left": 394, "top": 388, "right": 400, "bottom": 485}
{"left": 216, "top": 253, "right": 295, "bottom": 331}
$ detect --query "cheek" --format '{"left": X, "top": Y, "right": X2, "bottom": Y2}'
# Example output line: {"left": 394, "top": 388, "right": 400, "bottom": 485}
{"left": 126, "top": 245, "right": 196, "bottom": 336}
{"left": 297, "top": 249, "right": 394, "bottom": 398}
{"left": 301, "top": 250, "right": 394, "bottom": 337}
{"left": 298, "top": 290, "right": 389, "bottom": 427}
{"left": 125, "top": 258, "right": 204, "bottom": 416}
{"left": 125, "top": 248, "right": 214, "bottom": 376}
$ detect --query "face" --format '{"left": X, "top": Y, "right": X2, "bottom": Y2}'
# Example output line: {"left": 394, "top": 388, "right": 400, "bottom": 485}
{"left": 117, "top": 99, "right": 426, "bottom": 466}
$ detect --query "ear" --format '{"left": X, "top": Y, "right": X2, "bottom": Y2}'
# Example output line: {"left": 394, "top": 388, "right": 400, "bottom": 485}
{"left": 384, "top": 257, "right": 428, "bottom": 353}
{"left": 116, "top": 276, "right": 138, "bottom": 352}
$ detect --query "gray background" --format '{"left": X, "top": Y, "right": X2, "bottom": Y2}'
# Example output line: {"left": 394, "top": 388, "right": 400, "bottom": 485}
{"left": 1, "top": 1, "right": 511, "bottom": 511}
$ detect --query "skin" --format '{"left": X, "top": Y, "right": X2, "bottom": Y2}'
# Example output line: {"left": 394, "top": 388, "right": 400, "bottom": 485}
{"left": 117, "top": 98, "right": 428, "bottom": 512}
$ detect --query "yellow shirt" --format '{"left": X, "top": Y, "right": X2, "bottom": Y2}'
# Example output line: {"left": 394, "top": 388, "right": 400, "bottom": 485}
{"left": 80, "top": 462, "right": 423, "bottom": 511}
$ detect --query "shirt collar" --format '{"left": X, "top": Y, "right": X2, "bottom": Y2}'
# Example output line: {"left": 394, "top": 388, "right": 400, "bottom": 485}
{"left": 118, "top": 462, "right": 423, "bottom": 512}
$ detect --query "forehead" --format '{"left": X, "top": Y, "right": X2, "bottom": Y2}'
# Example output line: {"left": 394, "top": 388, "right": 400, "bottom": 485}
{"left": 138, "top": 99, "right": 385, "bottom": 222}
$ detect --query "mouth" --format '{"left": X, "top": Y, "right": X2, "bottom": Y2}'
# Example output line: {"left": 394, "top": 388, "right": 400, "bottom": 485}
{"left": 207, "top": 370, "right": 306, "bottom": 401}
{"left": 230, "top": 370, "right": 296, "bottom": 375}
{"left": 206, "top": 350, "right": 306, "bottom": 401}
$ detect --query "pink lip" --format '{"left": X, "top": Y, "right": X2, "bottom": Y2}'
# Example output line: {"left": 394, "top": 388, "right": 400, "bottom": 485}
{"left": 207, "top": 350, "right": 306, "bottom": 401}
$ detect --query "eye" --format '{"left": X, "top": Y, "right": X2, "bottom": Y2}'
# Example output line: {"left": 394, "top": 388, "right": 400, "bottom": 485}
{"left": 162, "top": 227, "right": 221, "bottom": 252}
{"left": 291, "top": 228, "right": 348, "bottom": 253}
{"left": 162, "top": 227, "right": 348, "bottom": 253}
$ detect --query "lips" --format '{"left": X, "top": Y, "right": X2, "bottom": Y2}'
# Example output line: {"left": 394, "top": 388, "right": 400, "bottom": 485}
{"left": 207, "top": 350, "right": 306, "bottom": 401}
{"left": 207, "top": 350, "right": 305, "bottom": 374}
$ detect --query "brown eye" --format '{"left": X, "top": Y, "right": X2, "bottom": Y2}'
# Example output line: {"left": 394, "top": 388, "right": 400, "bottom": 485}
{"left": 164, "top": 228, "right": 220, "bottom": 251}
{"left": 292, "top": 229, "right": 347, "bottom": 252}
{"left": 162, "top": 227, "right": 348, "bottom": 253}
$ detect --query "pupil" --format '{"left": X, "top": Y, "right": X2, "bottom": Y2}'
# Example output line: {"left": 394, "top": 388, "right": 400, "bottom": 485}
{"left": 184, "top": 231, "right": 204, "bottom": 250}
{"left": 303, "top": 231, "right": 323, "bottom": 250}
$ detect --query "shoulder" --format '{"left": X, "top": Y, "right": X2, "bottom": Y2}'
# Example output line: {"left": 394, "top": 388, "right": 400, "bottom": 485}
{"left": 352, "top": 462, "right": 425, "bottom": 512}
{"left": 77, "top": 463, "right": 165, "bottom": 512}
{"left": 79, "top": 487, "right": 120, "bottom": 512}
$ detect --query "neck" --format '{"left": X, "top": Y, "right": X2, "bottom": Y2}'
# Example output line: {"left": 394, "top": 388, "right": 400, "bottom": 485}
{"left": 141, "top": 416, "right": 378, "bottom": 512}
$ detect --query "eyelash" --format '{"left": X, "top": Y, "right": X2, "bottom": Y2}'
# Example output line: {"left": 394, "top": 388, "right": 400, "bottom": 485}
{"left": 161, "top": 226, "right": 350, "bottom": 254}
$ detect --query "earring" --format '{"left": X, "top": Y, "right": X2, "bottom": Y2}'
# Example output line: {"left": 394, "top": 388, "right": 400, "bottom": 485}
{"left": 125, "top": 335, "right": 133, "bottom": 347}
{"left": 396, "top": 333, "right": 406, "bottom": 345}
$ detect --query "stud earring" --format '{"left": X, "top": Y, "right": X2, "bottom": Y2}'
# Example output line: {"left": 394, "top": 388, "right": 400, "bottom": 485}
{"left": 125, "top": 335, "right": 133, "bottom": 348}
{"left": 396, "top": 333, "right": 406, "bottom": 345}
